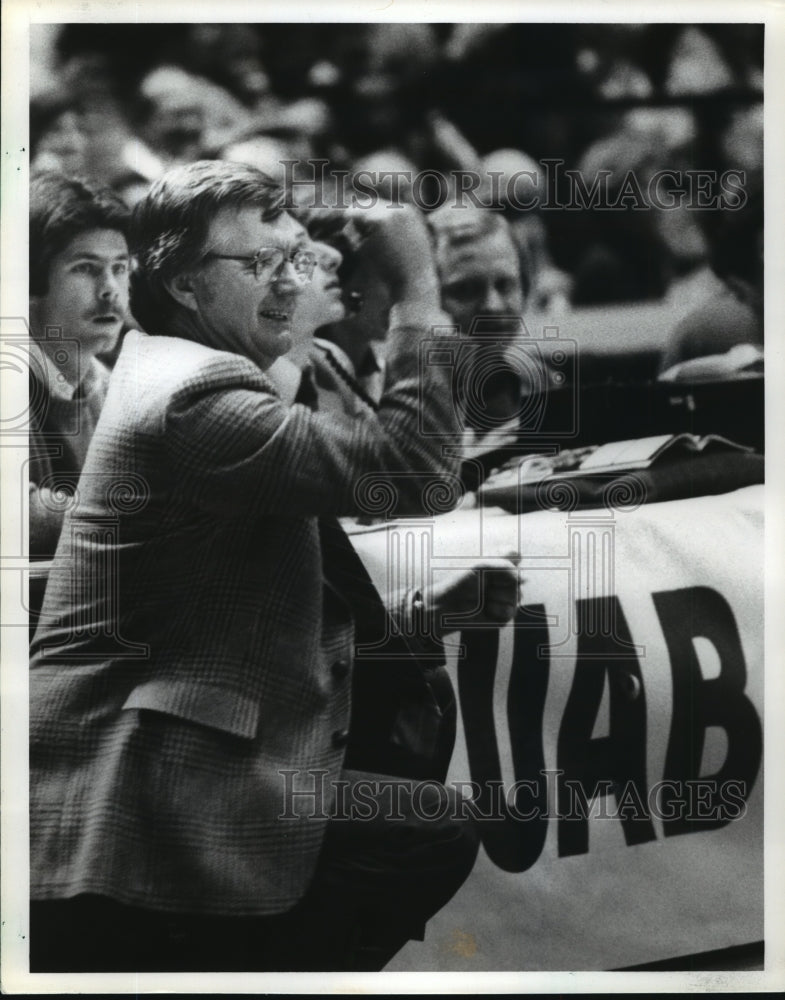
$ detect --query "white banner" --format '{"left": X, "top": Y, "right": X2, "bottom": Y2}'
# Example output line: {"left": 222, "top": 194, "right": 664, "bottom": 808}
{"left": 350, "top": 485, "right": 764, "bottom": 971}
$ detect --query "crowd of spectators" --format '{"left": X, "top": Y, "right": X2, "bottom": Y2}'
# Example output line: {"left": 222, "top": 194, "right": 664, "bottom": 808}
{"left": 31, "top": 22, "right": 763, "bottom": 309}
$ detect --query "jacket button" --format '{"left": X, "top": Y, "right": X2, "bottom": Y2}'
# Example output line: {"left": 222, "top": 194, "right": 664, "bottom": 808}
{"left": 331, "top": 728, "right": 350, "bottom": 749}
{"left": 618, "top": 669, "right": 642, "bottom": 701}
{"left": 331, "top": 658, "right": 350, "bottom": 680}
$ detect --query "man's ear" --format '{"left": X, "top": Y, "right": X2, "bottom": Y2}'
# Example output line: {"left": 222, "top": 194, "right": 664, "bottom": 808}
{"left": 164, "top": 272, "right": 200, "bottom": 312}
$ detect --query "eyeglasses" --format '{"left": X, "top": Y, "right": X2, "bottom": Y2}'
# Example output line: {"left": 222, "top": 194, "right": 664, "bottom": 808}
{"left": 203, "top": 246, "right": 317, "bottom": 282}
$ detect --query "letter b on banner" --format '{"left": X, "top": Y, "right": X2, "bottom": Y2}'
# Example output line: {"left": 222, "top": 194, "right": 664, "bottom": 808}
{"left": 653, "top": 586, "right": 762, "bottom": 835}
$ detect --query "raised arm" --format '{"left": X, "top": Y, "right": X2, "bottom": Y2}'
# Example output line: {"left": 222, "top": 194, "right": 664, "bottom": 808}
{"left": 165, "top": 206, "right": 461, "bottom": 519}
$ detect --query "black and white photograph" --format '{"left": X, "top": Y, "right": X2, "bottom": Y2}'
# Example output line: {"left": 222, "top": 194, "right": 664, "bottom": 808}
{"left": 1, "top": 0, "right": 783, "bottom": 992}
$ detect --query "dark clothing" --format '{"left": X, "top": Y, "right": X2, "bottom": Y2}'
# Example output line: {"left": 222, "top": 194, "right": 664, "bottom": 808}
{"left": 29, "top": 357, "right": 110, "bottom": 559}
{"left": 30, "top": 773, "right": 478, "bottom": 972}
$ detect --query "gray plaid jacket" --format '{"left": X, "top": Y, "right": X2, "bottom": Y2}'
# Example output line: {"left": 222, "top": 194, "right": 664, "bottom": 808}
{"left": 30, "top": 306, "right": 458, "bottom": 916}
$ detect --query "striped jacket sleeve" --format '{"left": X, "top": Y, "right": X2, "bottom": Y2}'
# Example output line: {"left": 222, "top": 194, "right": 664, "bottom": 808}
{"left": 165, "top": 302, "right": 461, "bottom": 519}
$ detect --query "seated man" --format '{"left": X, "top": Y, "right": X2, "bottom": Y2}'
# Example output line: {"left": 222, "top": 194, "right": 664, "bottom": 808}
{"left": 28, "top": 171, "right": 131, "bottom": 558}
{"left": 427, "top": 204, "right": 549, "bottom": 486}
{"left": 29, "top": 161, "right": 519, "bottom": 973}
{"left": 428, "top": 204, "right": 531, "bottom": 426}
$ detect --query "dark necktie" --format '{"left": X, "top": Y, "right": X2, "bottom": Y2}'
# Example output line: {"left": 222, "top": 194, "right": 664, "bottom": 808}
{"left": 294, "top": 367, "right": 319, "bottom": 410}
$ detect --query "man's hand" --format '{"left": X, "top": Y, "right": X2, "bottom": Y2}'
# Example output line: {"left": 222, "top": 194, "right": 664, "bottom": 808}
{"left": 346, "top": 202, "right": 441, "bottom": 305}
{"left": 424, "top": 550, "right": 523, "bottom": 635}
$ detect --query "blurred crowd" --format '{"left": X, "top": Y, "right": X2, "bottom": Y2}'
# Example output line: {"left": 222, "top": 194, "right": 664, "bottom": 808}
{"left": 31, "top": 22, "right": 763, "bottom": 311}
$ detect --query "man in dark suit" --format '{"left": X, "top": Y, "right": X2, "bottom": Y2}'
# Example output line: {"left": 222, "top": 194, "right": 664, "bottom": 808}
{"left": 29, "top": 160, "right": 519, "bottom": 972}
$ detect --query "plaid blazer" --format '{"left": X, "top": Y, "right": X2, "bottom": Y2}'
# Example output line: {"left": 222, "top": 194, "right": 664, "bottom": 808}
{"left": 30, "top": 307, "right": 459, "bottom": 917}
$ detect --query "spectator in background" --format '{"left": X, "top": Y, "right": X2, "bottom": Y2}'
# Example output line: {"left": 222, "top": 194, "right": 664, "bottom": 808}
{"left": 436, "top": 23, "right": 583, "bottom": 165}
{"left": 222, "top": 133, "right": 294, "bottom": 184}
{"left": 428, "top": 204, "right": 545, "bottom": 459}
{"left": 656, "top": 98, "right": 762, "bottom": 315}
{"left": 178, "top": 24, "right": 272, "bottom": 110}
{"left": 180, "top": 23, "right": 334, "bottom": 164}
{"left": 134, "top": 65, "right": 251, "bottom": 166}
{"left": 479, "top": 148, "right": 572, "bottom": 314}
{"left": 51, "top": 46, "right": 149, "bottom": 193}
{"left": 30, "top": 91, "right": 90, "bottom": 177}
{"left": 32, "top": 40, "right": 160, "bottom": 202}
{"left": 28, "top": 172, "right": 131, "bottom": 557}
{"left": 264, "top": 238, "right": 353, "bottom": 413}
{"left": 308, "top": 207, "right": 397, "bottom": 407}
{"left": 719, "top": 103, "right": 764, "bottom": 188}
{"left": 570, "top": 108, "right": 700, "bottom": 305}
{"left": 573, "top": 23, "right": 654, "bottom": 101}
{"left": 429, "top": 206, "right": 526, "bottom": 342}
{"left": 659, "top": 183, "right": 763, "bottom": 380}
{"left": 332, "top": 23, "right": 440, "bottom": 160}
{"left": 663, "top": 26, "right": 735, "bottom": 96}
{"left": 220, "top": 103, "right": 334, "bottom": 192}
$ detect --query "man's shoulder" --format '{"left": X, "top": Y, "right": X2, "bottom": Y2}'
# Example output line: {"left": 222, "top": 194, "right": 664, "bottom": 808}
{"left": 116, "top": 330, "right": 272, "bottom": 398}
{"left": 118, "top": 329, "right": 255, "bottom": 373}
{"left": 98, "top": 331, "right": 277, "bottom": 439}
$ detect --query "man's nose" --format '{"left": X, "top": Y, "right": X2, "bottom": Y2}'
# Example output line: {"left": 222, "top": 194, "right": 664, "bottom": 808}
{"left": 272, "top": 258, "right": 305, "bottom": 293}
{"left": 321, "top": 244, "right": 342, "bottom": 273}
{"left": 97, "top": 269, "right": 122, "bottom": 302}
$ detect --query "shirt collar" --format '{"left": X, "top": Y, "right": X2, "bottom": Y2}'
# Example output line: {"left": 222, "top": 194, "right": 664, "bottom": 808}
{"left": 31, "top": 339, "right": 104, "bottom": 402}
{"left": 312, "top": 337, "right": 355, "bottom": 378}
{"left": 266, "top": 355, "right": 313, "bottom": 408}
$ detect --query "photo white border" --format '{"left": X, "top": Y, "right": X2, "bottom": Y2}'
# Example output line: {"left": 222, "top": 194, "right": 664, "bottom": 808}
{"left": 2, "top": 0, "right": 784, "bottom": 993}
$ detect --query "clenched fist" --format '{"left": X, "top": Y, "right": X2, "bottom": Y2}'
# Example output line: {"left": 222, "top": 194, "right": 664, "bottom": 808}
{"left": 424, "top": 550, "right": 523, "bottom": 636}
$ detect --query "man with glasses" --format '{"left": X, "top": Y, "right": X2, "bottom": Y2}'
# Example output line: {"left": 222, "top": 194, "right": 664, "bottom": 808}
{"left": 29, "top": 161, "right": 520, "bottom": 972}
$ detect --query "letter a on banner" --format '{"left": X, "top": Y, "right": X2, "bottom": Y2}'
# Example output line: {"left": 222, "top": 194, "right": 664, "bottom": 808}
{"left": 557, "top": 596, "right": 656, "bottom": 856}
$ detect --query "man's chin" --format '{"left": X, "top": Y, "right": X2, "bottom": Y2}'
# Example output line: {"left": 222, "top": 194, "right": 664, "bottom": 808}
{"left": 259, "top": 330, "right": 294, "bottom": 369}
{"left": 81, "top": 325, "right": 122, "bottom": 357}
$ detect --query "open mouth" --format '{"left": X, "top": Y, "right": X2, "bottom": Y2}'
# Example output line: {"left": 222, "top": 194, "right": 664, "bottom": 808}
{"left": 259, "top": 310, "right": 290, "bottom": 322}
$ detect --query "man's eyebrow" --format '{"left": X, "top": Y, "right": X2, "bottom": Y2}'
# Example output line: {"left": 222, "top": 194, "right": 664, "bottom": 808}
{"left": 65, "top": 251, "right": 130, "bottom": 261}
{"left": 290, "top": 223, "right": 310, "bottom": 245}
{"left": 267, "top": 234, "right": 312, "bottom": 256}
